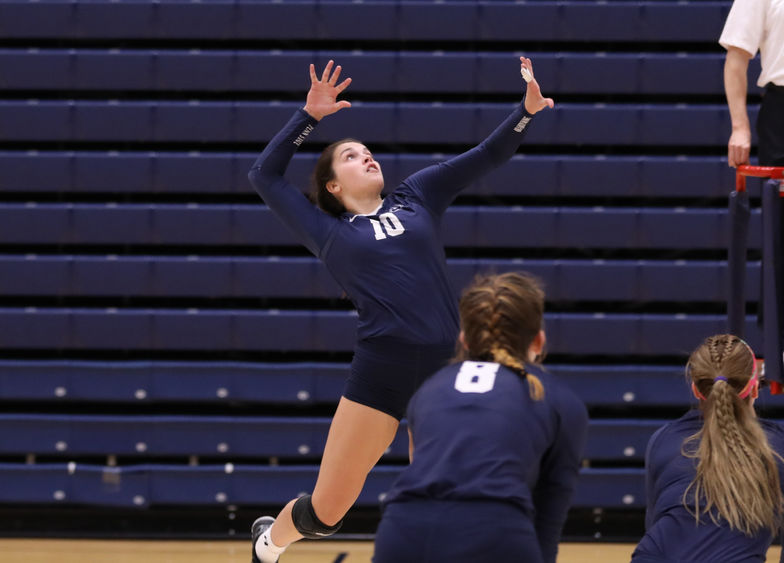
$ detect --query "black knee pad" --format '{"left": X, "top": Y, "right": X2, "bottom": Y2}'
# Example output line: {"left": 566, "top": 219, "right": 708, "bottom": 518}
{"left": 291, "top": 494, "right": 343, "bottom": 539}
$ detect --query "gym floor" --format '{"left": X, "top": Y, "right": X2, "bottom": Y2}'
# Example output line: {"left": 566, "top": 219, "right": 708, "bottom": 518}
{"left": 1, "top": 539, "right": 781, "bottom": 563}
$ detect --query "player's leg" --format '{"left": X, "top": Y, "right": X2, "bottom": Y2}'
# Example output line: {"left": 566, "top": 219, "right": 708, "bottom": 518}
{"left": 309, "top": 396, "right": 399, "bottom": 525}
{"left": 253, "top": 396, "right": 399, "bottom": 562}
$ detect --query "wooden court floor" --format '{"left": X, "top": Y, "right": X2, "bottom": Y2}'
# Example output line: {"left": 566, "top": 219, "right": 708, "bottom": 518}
{"left": 1, "top": 539, "right": 781, "bottom": 562}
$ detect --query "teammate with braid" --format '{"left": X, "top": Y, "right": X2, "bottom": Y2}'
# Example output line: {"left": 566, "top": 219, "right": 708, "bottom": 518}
{"left": 632, "top": 334, "right": 784, "bottom": 562}
{"left": 373, "top": 272, "right": 588, "bottom": 563}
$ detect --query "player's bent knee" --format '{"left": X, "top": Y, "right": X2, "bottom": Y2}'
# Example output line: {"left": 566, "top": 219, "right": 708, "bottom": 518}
{"left": 291, "top": 494, "right": 343, "bottom": 539}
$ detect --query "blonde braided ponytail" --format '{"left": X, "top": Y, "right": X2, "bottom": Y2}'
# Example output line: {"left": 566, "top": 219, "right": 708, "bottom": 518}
{"left": 683, "top": 335, "right": 783, "bottom": 534}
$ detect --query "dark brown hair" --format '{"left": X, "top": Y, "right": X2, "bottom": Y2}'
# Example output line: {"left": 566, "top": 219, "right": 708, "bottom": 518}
{"left": 683, "top": 334, "right": 782, "bottom": 534}
{"left": 309, "top": 138, "right": 362, "bottom": 217}
{"left": 455, "top": 271, "right": 546, "bottom": 400}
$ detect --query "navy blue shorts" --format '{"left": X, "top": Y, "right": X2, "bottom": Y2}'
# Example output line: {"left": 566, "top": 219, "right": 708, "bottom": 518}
{"left": 373, "top": 499, "right": 543, "bottom": 563}
{"left": 343, "top": 337, "right": 455, "bottom": 420}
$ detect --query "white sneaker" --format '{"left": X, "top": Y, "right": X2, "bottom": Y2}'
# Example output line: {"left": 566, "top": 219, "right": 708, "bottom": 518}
{"left": 251, "top": 516, "right": 278, "bottom": 563}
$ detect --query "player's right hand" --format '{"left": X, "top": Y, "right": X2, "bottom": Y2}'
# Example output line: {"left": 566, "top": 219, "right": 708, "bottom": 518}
{"left": 303, "top": 60, "right": 352, "bottom": 121}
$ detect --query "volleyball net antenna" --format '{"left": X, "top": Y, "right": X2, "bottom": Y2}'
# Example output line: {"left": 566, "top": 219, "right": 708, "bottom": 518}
{"left": 728, "top": 165, "right": 784, "bottom": 394}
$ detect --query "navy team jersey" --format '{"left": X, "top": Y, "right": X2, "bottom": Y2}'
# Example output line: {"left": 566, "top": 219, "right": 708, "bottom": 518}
{"left": 248, "top": 104, "right": 535, "bottom": 345}
{"left": 383, "top": 361, "right": 588, "bottom": 563}
{"left": 632, "top": 410, "right": 784, "bottom": 563}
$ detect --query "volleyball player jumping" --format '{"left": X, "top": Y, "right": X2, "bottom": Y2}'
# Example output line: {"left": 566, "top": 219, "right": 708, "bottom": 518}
{"left": 247, "top": 57, "right": 553, "bottom": 563}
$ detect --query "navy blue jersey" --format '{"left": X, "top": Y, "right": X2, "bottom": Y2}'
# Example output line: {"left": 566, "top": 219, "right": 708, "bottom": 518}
{"left": 248, "top": 105, "right": 534, "bottom": 345}
{"left": 633, "top": 410, "right": 784, "bottom": 563}
{"left": 383, "top": 361, "right": 588, "bottom": 563}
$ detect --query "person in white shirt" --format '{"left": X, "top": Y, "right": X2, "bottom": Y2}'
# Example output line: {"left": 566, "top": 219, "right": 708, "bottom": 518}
{"left": 720, "top": 0, "right": 784, "bottom": 167}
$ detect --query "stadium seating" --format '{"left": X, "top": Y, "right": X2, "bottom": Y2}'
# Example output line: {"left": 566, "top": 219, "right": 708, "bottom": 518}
{"left": 0, "top": 100, "right": 747, "bottom": 146}
{"left": 0, "top": 151, "right": 741, "bottom": 198}
{"left": 0, "top": 49, "right": 763, "bottom": 96}
{"left": 0, "top": 255, "right": 760, "bottom": 302}
{"left": 0, "top": 203, "right": 764, "bottom": 248}
{"left": 0, "top": 0, "right": 776, "bottom": 537}
{"left": 0, "top": 1, "right": 734, "bottom": 43}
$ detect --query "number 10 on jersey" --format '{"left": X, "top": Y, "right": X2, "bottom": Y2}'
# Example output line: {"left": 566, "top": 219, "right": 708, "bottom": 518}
{"left": 369, "top": 212, "right": 405, "bottom": 240}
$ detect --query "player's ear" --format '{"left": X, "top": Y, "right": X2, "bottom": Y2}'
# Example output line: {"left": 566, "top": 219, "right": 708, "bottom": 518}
{"left": 529, "top": 330, "right": 545, "bottom": 362}
{"left": 458, "top": 331, "right": 468, "bottom": 351}
{"left": 326, "top": 180, "right": 340, "bottom": 195}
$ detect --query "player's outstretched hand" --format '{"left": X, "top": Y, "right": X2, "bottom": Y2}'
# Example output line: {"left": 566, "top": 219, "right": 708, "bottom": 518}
{"left": 520, "top": 57, "right": 554, "bottom": 115}
{"left": 303, "top": 60, "right": 352, "bottom": 121}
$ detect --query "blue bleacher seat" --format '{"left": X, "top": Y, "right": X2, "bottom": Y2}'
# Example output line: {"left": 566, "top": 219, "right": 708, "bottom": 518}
{"left": 0, "top": 203, "right": 764, "bottom": 249}
{"left": 0, "top": 49, "right": 71, "bottom": 90}
{"left": 0, "top": 255, "right": 757, "bottom": 303}
{"left": 0, "top": 151, "right": 741, "bottom": 198}
{"left": 0, "top": 101, "right": 71, "bottom": 141}
{"left": 0, "top": 49, "right": 762, "bottom": 96}
{"left": 76, "top": 50, "right": 152, "bottom": 90}
{"left": 576, "top": 468, "right": 645, "bottom": 508}
{"left": 0, "top": 101, "right": 756, "bottom": 146}
{"left": 73, "top": 102, "right": 152, "bottom": 142}
{"left": 0, "top": 255, "right": 72, "bottom": 296}
{"left": 0, "top": 308, "right": 763, "bottom": 355}
{"left": 0, "top": 464, "right": 74, "bottom": 504}
{"left": 153, "top": 102, "right": 235, "bottom": 143}
{"left": 5, "top": 357, "right": 778, "bottom": 410}
{"left": 0, "top": 360, "right": 350, "bottom": 404}
{"left": 0, "top": 2, "right": 733, "bottom": 44}
{"left": 0, "top": 414, "right": 658, "bottom": 463}
{"left": 0, "top": 462, "right": 646, "bottom": 508}
{"left": 71, "top": 205, "right": 153, "bottom": 245}
{"left": 153, "top": 205, "right": 233, "bottom": 246}
{"left": 153, "top": 153, "right": 244, "bottom": 194}
{"left": 0, "top": 360, "right": 685, "bottom": 406}
{"left": 70, "top": 309, "right": 154, "bottom": 350}
{"left": 74, "top": 152, "right": 154, "bottom": 193}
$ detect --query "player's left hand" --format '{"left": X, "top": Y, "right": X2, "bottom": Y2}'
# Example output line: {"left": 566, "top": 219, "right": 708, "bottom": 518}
{"left": 520, "top": 57, "right": 554, "bottom": 115}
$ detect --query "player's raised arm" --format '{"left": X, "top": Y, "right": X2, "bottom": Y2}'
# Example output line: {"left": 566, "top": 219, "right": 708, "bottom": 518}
{"left": 399, "top": 56, "right": 553, "bottom": 217}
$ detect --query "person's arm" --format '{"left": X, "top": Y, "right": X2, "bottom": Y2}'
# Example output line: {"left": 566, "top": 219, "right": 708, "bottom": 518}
{"left": 405, "top": 390, "right": 419, "bottom": 463}
{"left": 531, "top": 393, "right": 589, "bottom": 563}
{"left": 643, "top": 426, "right": 666, "bottom": 531}
{"left": 724, "top": 46, "right": 754, "bottom": 168}
{"left": 247, "top": 110, "right": 333, "bottom": 257}
{"left": 247, "top": 61, "right": 352, "bottom": 257}
{"left": 401, "top": 57, "right": 554, "bottom": 217}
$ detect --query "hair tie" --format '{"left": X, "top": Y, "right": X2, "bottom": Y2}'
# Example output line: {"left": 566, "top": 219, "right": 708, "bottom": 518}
{"left": 690, "top": 338, "right": 759, "bottom": 402}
